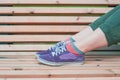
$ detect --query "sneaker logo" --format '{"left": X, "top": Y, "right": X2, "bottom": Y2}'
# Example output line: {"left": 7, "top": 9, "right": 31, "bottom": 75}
{"left": 51, "top": 52, "right": 57, "bottom": 57}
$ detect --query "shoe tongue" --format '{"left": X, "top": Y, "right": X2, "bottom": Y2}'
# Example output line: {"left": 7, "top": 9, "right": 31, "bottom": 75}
{"left": 66, "top": 43, "right": 80, "bottom": 55}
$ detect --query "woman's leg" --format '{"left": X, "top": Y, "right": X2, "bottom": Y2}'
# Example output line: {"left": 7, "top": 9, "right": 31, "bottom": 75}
{"left": 74, "top": 28, "right": 108, "bottom": 53}
{"left": 72, "top": 26, "right": 94, "bottom": 42}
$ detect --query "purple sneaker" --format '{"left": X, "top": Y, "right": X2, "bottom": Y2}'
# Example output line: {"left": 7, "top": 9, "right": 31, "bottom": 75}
{"left": 36, "top": 43, "right": 85, "bottom": 66}
{"left": 36, "top": 37, "right": 75, "bottom": 56}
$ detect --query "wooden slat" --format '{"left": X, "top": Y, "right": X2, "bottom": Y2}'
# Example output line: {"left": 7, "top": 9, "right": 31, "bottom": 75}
{"left": 0, "top": 16, "right": 97, "bottom": 25}
{"left": 0, "top": 45, "right": 119, "bottom": 51}
{"left": 0, "top": 44, "right": 52, "bottom": 51}
{"left": 0, "top": 52, "right": 34, "bottom": 56}
{"left": 0, "top": 66, "right": 120, "bottom": 71}
{"left": 0, "top": 57, "right": 120, "bottom": 64}
{"left": 0, "top": 69, "right": 119, "bottom": 78}
{"left": 6, "top": 77, "right": 120, "bottom": 80}
{"left": 0, "top": 35, "right": 70, "bottom": 42}
{"left": 0, "top": 62, "right": 120, "bottom": 67}
{"left": 0, "top": 25, "right": 87, "bottom": 33}
{"left": 0, "top": 0, "right": 120, "bottom": 5}
{"left": 0, "top": 7, "right": 112, "bottom": 14}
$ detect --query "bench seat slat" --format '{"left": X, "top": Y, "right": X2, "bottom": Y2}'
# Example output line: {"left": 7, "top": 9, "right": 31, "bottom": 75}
{"left": 0, "top": 66, "right": 120, "bottom": 70}
{"left": 0, "top": 69, "right": 119, "bottom": 78}
{"left": 6, "top": 78, "right": 120, "bottom": 80}
{"left": 0, "top": 0, "right": 120, "bottom": 5}
{"left": 0, "top": 62, "right": 120, "bottom": 67}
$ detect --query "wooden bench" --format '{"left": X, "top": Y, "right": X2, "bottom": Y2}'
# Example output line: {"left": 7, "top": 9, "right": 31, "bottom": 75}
{"left": 0, "top": 0, "right": 120, "bottom": 80}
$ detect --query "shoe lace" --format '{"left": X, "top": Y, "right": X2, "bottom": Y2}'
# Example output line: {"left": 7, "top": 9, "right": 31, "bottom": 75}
{"left": 48, "top": 41, "right": 67, "bottom": 56}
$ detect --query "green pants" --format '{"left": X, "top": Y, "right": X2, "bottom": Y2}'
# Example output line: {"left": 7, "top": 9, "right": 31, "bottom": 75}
{"left": 89, "top": 5, "right": 120, "bottom": 46}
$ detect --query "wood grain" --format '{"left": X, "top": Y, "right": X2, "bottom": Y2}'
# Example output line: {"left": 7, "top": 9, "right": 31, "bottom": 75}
{"left": 0, "top": 0, "right": 120, "bottom": 5}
